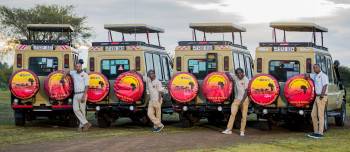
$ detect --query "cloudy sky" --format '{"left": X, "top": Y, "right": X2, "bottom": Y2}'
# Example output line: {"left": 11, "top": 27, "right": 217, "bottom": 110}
{"left": 1, "top": 0, "right": 350, "bottom": 66}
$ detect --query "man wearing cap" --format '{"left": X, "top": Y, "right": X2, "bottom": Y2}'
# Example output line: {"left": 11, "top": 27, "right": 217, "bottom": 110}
{"left": 222, "top": 68, "right": 250, "bottom": 137}
{"left": 144, "top": 70, "right": 165, "bottom": 132}
{"left": 306, "top": 64, "right": 329, "bottom": 139}
{"left": 62, "top": 59, "right": 91, "bottom": 132}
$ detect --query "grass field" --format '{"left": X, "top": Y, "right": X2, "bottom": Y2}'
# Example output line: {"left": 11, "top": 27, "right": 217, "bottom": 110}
{"left": 0, "top": 90, "right": 350, "bottom": 151}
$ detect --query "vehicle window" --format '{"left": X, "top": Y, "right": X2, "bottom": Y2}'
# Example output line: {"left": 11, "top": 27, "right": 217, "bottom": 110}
{"left": 153, "top": 54, "right": 163, "bottom": 81}
{"left": 188, "top": 59, "right": 207, "bottom": 79}
{"left": 233, "top": 52, "right": 240, "bottom": 70}
{"left": 101, "top": 59, "right": 129, "bottom": 79}
{"left": 321, "top": 56, "right": 327, "bottom": 74}
{"left": 245, "top": 55, "right": 253, "bottom": 79}
{"left": 29, "top": 57, "right": 58, "bottom": 76}
{"left": 327, "top": 57, "right": 333, "bottom": 83}
{"left": 316, "top": 55, "right": 321, "bottom": 65}
{"left": 238, "top": 54, "right": 246, "bottom": 73}
{"left": 167, "top": 56, "right": 173, "bottom": 76}
{"left": 269, "top": 60, "right": 300, "bottom": 82}
{"left": 145, "top": 53, "right": 154, "bottom": 72}
{"left": 161, "top": 56, "right": 170, "bottom": 81}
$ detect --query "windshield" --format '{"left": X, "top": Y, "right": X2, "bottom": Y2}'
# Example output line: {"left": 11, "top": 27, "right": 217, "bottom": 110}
{"left": 188, "top": 59, "right": 207, "bottom": 80}
{"left": 28, "top": 57, "right": 58, "bottom": 76}
{"left": 101, "top": 59, "right": 130, "bottom": 80}
{"left": 269, "top": 60, "right": 300, "bottom": 82}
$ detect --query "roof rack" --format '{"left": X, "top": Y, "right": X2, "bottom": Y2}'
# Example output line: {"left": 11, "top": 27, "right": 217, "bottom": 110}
{"left": 27, "top": 24, "right": 74, "bottom": 32}
{"left": 270, "top": 22, "right": 328, "bottom": 32}
{"left": 269, "top": 22, "right": 327, "bottom": 48}
{"left": 104, "top": 24, "right": 164, "bottom": 33}
{"left": 188, "top": 22, "right": 246, "bottom": 47}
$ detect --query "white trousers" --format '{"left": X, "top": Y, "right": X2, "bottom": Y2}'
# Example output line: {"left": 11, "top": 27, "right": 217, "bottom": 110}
{"left": 73, "top": 94, "right": 88, "bottom": 128}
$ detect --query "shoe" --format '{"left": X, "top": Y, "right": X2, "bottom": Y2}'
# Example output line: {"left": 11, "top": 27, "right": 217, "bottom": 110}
{"left": 308, "top": 133, "right": 323, "bottom": 139}
{"left": 240, "top": 131, "right": 245, "bottom": 137}
{"left": 153, "top": 125, "right": 164, "bottom": 133}
{"left": 306, "top": 133, "right": 317, "bottom": 138}
{"left": 222, "top": 129, "right": 232, "bottom": 135}
{"left": 82, "top": 122, "right": 92, "bottom": 131}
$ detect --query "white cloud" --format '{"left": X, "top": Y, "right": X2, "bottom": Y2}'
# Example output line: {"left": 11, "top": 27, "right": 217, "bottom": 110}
{"left": 177, "top": 0, "right": 350, "bottom": 23}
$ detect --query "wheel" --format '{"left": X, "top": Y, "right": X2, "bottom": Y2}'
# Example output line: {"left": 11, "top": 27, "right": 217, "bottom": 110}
{"left": 65, "top": 112, "right": 79, "bottom": 127}
{"left": 335, "top": 101, "right": 346, "bottom": 126}
{"left": 14, "top": 110, "right": 25, "bottom": 126}
{"left": 324, "top": 109, "right": 329, "bottom": 132}
{"left": 179, "top": 112, "right": 193, "bottom": 128}
{"left": 96, "top": 111, "right": 111, "bottom": 128}
{"left": 130, "top": 113, "right": 150, "bottom": 126}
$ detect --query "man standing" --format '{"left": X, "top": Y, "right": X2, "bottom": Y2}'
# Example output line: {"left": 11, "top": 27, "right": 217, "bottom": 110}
{"left": 307, "top": 64, "right": 329, "bottom": 139}
{"left": 222, "top": 68, "right": 250, "bottom": 136}
{"left": 62, "top": 59, "right": 91, "bottom": 131}
{"left": 144, "top": 70, "right": 164, "bottom": 132}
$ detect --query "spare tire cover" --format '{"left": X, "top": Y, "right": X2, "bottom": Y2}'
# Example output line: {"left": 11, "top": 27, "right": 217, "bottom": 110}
{"left": 9, "top": 69, "right": 40, "bottom": 99}
{"left": 169, "top": 72, "right": 199, "bottom": 103}
{"left": 44, "top": 70, "right": 73, "bottom": 100}
{"left": 284, "top": 74, "right": 315, "bottom": 107}
{"left": 87, "top": 72, "right": 110, "bottom": 103}
{"left": 202, "top": 72, "right": 233, "bottom": 103}
{"left": 114, "top": 71, "right": 144, "bottom": 103}
{"left": 248, "top": 74, "right": 280, "bottom": 106}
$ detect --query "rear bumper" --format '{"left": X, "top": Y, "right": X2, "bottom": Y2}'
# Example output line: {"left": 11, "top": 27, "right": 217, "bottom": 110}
{"left": 253, "top": 105, "right": 312, "bottom": 118}
{"left": 12, "top": 104, "right": 73, "bottom": 111}
{"left": 172, "top": 103, "right": 232, "bottom": 113}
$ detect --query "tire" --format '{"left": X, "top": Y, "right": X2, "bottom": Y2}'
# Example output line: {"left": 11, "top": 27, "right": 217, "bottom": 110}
{"left": 131, "top": 114, "right": 150, "bottom": 126}
{"left": 179, "top": 112, "right": 193, "bottom": 128}
{"left": 324, "top": 109, "right": 329, "bottom": 132}
{"left": 65, "top": 112, "right": 79, "bottom": 127}
{"left": 14, "top": 110, "right": 25, "bottom": 126}
{"left": 96, "top": 111, "right": 111, "bottom": 128}
{"left": 335, "top": 101, "right": 346, "bottom": 126}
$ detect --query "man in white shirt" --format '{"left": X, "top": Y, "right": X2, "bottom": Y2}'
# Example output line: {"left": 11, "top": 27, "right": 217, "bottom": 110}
{"left": 306, "top": 64, "right": 329, "bottom": 139}
{"left": 62, "top": 60, "right": 91, "bottom": 132}
{"left": 144, "top": 70, "right": 165, "bottom": 132}
{"left": 222, "top": 68, "right": 250, "bottom": 137}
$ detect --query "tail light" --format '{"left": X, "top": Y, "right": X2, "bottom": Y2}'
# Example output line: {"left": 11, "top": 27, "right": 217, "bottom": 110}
{"left": 64, "top": 54, "right": 69, "bottom": 68}
{"left": 306, "top": 58, "right": 312, "bottom": 73}
{"left": 176, "top": 57, "right": 182, "bottom": 71}
{"left": 224, "top": 56, "right": 229, "bottom": 71}
{"left": 135, "top": 56, "right": 140, "bottom": 71}
{"left": 16, "top": 54, "right": 22, "bottom": 68}
{"left": 257, "top": 58, "right": 262, "bottom": 73}
{"left": 89, "top": 57, "right": 95, "bottom": 72}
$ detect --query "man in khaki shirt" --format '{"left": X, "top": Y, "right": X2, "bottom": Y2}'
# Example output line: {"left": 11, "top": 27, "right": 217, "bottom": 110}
{"left": 222, "top": 68, "right": 250, "bottom": 136}
{"left": 144, "top": 70, "right": 164, "bottom": 132}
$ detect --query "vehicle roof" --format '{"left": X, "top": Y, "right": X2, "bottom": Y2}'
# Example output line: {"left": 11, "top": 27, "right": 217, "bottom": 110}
{"left": 104, "top": 24, "right": 164, "bottom": 33}
{"left": 189, "top": 22, "right": 246, "bottom": 33}
{"left": 270, "top": 22, "right": 328, "bottom": 32}
{"left": 27, "top": 24, "right": 74, "bottom": 32}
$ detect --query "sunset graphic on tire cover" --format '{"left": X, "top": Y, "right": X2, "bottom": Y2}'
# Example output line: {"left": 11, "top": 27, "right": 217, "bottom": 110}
{"left": 114, "top": 71, "right": 144, "bottom": 104}
{"left": 284, "top": 74, "right": 315, "bottom": 107}
{"left": 202, "top": 72, "right": 233, "bottom": 103}
{"left": 87, "top": 72, "right": 109, "bottom": 103}
{"left": 44, "top": 70, "right": 73, "bottom": 100}
{"left": 248, "top": 74, "right": 280, "bottom": 106}
{"left": 9, "top": 69, "right": 39, "bottom": 99}
{"left": 169, "top": 72, "right": 199, "bottom": 103}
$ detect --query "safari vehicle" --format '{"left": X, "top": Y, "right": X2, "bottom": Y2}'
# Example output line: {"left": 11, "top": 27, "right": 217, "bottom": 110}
{"left": 170, "top": 23, "right": 253, "bottom": 127}
{"left": 10, "top": 24, "right": 79, "bottom": 126}
{"left": 87, "top": 24, "right": 173, "bottom": 127}
{"left": 253, "top": 22, "right": 347, "bottom": 129}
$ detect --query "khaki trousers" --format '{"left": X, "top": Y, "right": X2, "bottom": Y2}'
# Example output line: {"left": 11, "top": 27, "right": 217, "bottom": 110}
{"left": 73, "top": 94, "right": 88, "bottom": 128}
{"left": 227, "top": 98, "right": 250, "bottom": 132}
{"left": 311, "top": 96, "right": 328, "bottom": 135}
{"left": 147, "top": 100, "right": 163, "bottom": 128}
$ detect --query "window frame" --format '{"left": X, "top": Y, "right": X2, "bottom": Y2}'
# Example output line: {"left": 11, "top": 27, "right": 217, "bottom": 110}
{"left": 187, "top": 58, "right": 208, "bottom": 80}
{"left": 28, "top": 57, "right": 59, "bottom": 76}
{"left": 268, "top": 60, "right": 301, "bottom": 82}
{"left": 100, "top": 59, "right": 130, "bottom": 80}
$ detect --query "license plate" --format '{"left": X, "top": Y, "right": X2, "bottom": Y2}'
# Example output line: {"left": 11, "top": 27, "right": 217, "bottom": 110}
{"left": 104, "top": 46, "right": 126, "bottom": 51}
{"left": 32, "top": 45, "right": 54, "bottom": 50}
{"left": 273, "top": 47, "right": 295, "bottom": 52}
{"left": 192, "top": 45, "right": 213, "bottom": 51}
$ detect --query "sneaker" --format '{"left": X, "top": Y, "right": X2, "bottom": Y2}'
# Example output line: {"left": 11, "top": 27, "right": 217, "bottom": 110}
{"left": 240, "top": 131, "right": 245, "bottom": 137}
{"left": 153, "top": 125, "right": 164, "bottom": 133}
{"left": 308, "top": 133, "right": 323, "bottom": 139}
{"left": 82, "top": 122, "right": 92, "bottom": 131}
{"left": 222, "top": 129, "right": 232, "bottom": 135}
{"left": 306, "top": 133, "right": 317, "bottom": 138}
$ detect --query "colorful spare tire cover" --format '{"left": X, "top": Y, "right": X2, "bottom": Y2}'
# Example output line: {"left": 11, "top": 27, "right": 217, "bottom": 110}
{"left": 9, "top": 69, "right": 40, "bottom": 100}
{"left": 87, "top": 72, "right": 110, "bottom": 103}
{"left": 44, "top": 70, "right": 73, "bottom": 100}
{"left": 284, "top": 74, "right": 315, "bottom": 107}
{"left": 202, "top": 72, "right": 233, "bottom": 103}
{"left": 169, "top": 72, "right": 199, "bottom": 103}
{"left": 248, "top": 74, "right": 280, "bottom": 106}
{"left": 114, "top": 71, "right": 144, "bottom": 104}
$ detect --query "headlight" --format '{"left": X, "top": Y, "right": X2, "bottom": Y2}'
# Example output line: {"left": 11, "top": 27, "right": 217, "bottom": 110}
{"left": 182, "top": 106, "right": 188, "bottom": 111}
{"left": 129, "top": 106, "right": 134, "bottom": 111}
{"left": 217, "top": 106, "right": 223, "bottom": 111}
{"left": 96, "top": 106, "right": 100, "bottom": 111}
